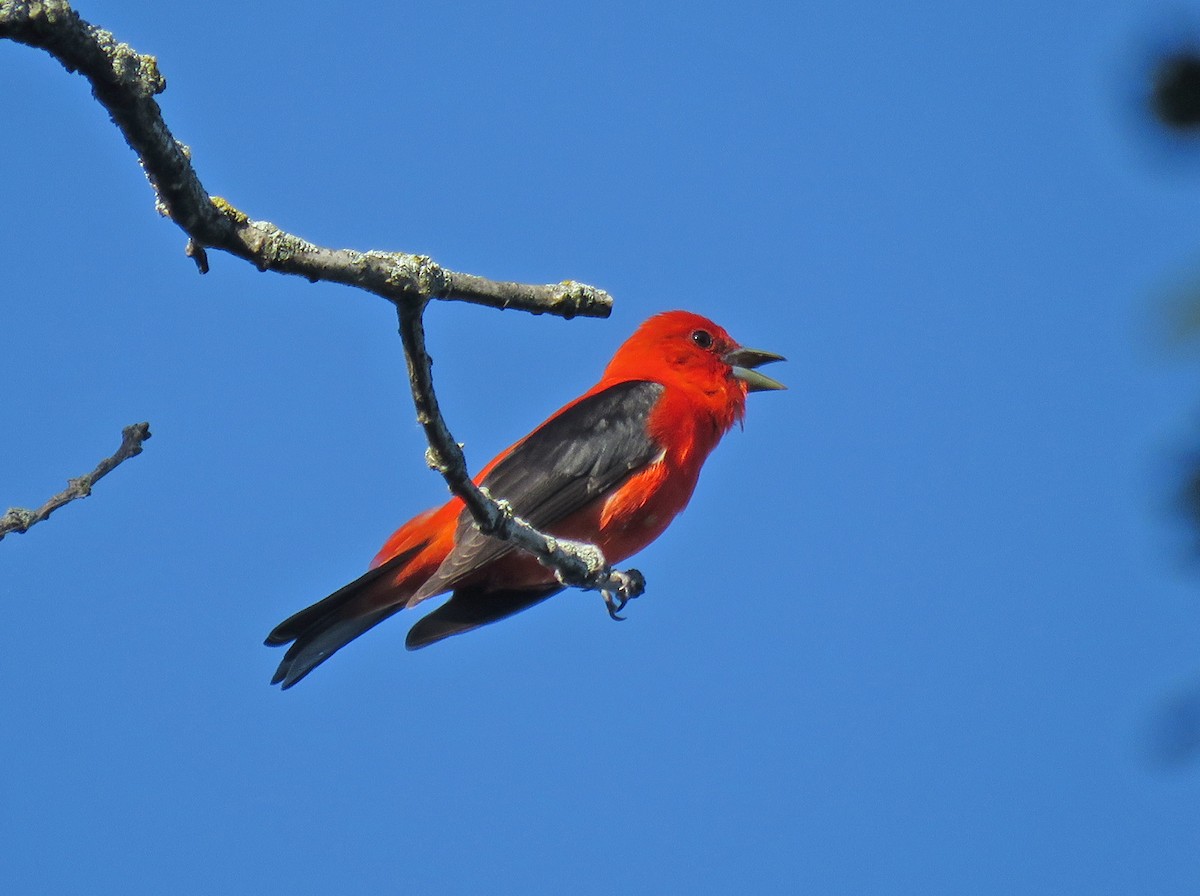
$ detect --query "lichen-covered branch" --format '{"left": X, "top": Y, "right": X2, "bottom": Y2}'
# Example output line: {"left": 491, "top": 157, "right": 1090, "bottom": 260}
{"left": 395, "top": 299, "right": 646, "bottom": 608}
{"left": 0, "top": 0, "right": 612, "bottom": 319}
{"left": 0, "top": 423, "right": 151, "bottom": 541}
{"left": 1, "top": 2, "right": 639, "bottom": 613}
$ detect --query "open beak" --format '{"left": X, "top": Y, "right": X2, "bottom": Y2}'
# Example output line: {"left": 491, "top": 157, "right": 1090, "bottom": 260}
{"left": 724, "top": 346, "right": 787, "bottom": 392}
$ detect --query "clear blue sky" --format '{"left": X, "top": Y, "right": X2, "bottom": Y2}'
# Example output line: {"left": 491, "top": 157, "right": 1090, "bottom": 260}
{"left": 3, "top": 1, "right": 1198, "bottom": 893}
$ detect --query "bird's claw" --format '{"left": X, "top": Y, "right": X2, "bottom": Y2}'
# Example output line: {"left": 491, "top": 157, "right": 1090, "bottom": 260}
{"left": 603, "top": 590, "right": 630, "bottom": 621}
{"left": 601, "top": 568, "right": 644, "bottom": 621}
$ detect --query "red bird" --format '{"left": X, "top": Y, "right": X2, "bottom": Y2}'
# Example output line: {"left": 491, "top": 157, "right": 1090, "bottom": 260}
{"left": 266, "top": 310, "right": 784, "bottom": 687}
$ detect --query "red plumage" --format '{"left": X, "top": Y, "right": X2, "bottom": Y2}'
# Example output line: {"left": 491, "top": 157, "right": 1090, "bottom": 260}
{"left": 266, "top": 310, "right": 784, "bottom": 687}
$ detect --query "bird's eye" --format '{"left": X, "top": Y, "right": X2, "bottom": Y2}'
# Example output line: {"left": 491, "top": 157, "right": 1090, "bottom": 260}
{"left": 691, "top": 329, "right": 714, "bottom": 349}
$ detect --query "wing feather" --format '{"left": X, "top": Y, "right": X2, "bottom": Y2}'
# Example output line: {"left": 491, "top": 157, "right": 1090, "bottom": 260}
{"left": 411, "top": 380, "right": 664, "bottom": 600}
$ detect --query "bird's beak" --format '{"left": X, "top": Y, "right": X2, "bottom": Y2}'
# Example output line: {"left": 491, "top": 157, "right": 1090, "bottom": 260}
{"left": 725, "top": 346, "right": 787, "bottom": 392}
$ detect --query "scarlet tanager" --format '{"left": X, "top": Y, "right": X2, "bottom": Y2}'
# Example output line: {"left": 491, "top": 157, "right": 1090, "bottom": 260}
{"left": 266, "top": 310, "right": 785, "bottom": 687}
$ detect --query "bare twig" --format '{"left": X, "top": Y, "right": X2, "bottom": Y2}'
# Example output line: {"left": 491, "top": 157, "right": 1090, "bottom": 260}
{"left": 0, "top": 0, "right": 612, "bottom": 320}
{"left": 0, "top": 423, "right": 152, "bottom": 541}
{"left": 396, "top": 299, "right": 646, "bottom": 605}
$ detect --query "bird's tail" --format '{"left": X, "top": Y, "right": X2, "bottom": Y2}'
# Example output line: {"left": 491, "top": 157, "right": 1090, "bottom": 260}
{"left": 265, "top": 542, "right": 428, "bottom": 689}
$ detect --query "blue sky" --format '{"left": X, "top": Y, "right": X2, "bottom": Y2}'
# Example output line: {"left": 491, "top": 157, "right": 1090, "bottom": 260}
{"left": 3, "top": 1, "right": 1199, "bottom": 893}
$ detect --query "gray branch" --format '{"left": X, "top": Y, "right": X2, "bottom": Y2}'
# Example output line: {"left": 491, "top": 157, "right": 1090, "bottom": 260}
{"left": 0, "top": 0, "right": 612, "bottom": 319}
{"left": 0, "top": 423, "right": 151, "bottom": 541}
{"left": 396, "top": 299, "right": 646, "bottom": 609}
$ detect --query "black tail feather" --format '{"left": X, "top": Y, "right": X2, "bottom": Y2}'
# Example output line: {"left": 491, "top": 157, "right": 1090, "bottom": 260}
{"left": 271, "top": 605, "right": 401, "bottom": 689}
{"left": 266, "top": 542, "right": 427, "bottom": 688}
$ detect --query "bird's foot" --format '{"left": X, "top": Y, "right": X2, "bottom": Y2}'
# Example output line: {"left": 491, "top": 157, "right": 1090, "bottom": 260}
{"left": 601, "top": 568, "right": 645, "bottom": 621}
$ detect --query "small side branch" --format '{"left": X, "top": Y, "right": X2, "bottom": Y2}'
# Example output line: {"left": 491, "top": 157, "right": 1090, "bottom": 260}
{"left": 0, "top": 422, "right": 152, "bottom": 541}
{"left": 395, "top": 299, "right": 646, "bottom": 605}
{"left": 0, "top": 0, "right": 612, "bottom": 320}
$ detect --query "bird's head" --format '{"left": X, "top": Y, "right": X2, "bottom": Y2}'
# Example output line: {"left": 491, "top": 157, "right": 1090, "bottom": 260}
{"left": 602, "top": 310, "right": 785, "bottom": 425}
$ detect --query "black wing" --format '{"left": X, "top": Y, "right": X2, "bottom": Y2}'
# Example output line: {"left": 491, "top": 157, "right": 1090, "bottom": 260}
{"left": 405, "top": 584, "right": 564, "bottom": 650}
{"left": 409, "top": 380, "right": 665, "bottom": 602}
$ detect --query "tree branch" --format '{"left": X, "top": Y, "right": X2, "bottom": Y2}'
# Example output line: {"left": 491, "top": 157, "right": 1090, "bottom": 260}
{"left": 0, "top": 423, "right": 152, "bottom": 541}
{"left": 0, "top": 0, "right": 612, "bottom": 319}
{"left": 396, "top": 299, "right": 646, "bottom": 611}
{"left": 2, "top": 2, "right": 643, "bottom": 613}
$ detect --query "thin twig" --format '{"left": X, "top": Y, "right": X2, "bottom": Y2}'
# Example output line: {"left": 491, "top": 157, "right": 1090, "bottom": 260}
{"left": 0, "top": 0, "right": 612, "bottom": 319}
{"left": 0, "top": 423, "right": 152, "bottom": 541}
{"left": 395, "top": 299, "right": 646, "bottom": 602}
